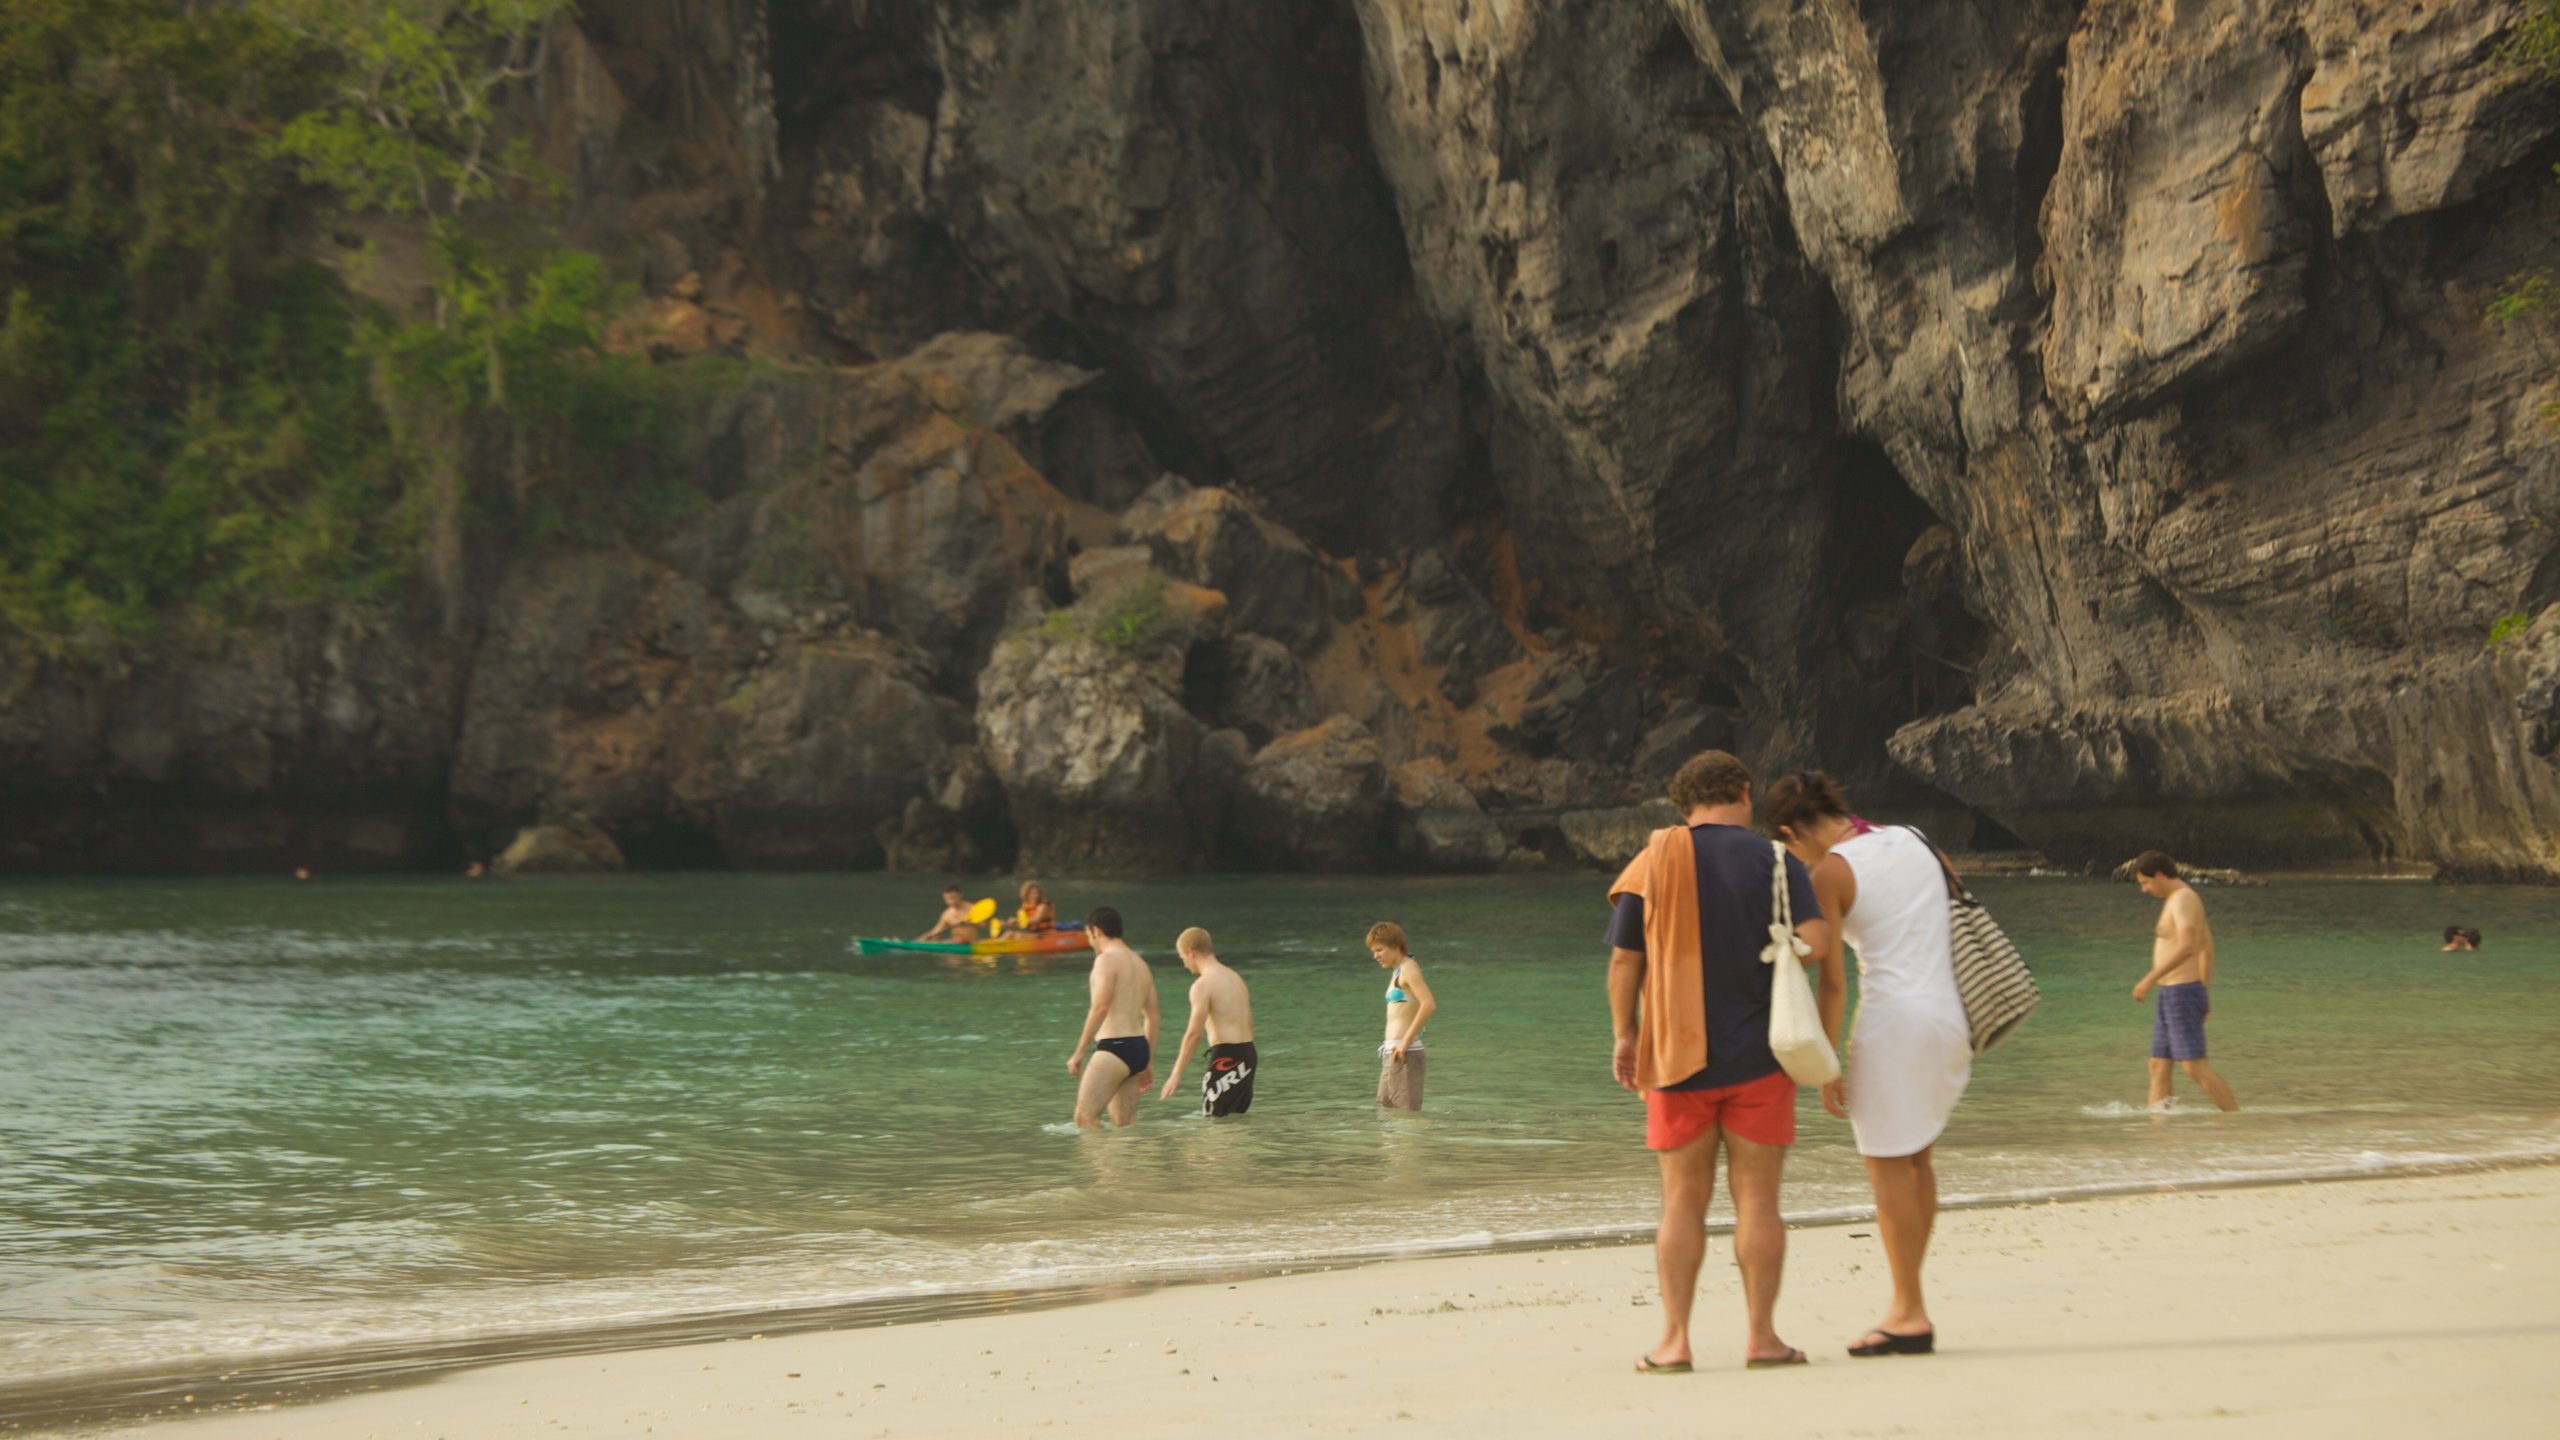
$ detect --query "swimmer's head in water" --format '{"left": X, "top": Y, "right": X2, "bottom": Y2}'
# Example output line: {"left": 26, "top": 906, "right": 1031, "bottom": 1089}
{"left": 1084, "top": 905, "right": 1125, "bottom": 940}
{"left": 1366, "top": 920, "right": 1408, "bottom": 959}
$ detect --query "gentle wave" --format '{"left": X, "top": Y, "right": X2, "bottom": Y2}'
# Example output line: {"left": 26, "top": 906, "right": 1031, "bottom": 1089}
{"left": 9, "top": 1139, "right": 2559, "bottom": 1407}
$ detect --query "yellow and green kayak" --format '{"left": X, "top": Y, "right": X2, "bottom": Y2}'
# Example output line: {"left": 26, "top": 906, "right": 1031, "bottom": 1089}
{"left": 853, "top": 929, "right": 1089, "bottom": 957}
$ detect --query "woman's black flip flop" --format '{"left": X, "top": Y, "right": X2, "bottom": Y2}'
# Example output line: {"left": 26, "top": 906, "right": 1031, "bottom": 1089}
{"left": 1848, "top": 1329, "right": 1935, "bottom": 1357}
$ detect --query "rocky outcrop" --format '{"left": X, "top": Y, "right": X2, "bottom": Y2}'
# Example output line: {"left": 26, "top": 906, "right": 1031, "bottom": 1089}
{"left": 1557, "top": 801, "right": 1684, "bottom": 870}
{"left": 1386, "top": 759, "right": 1508, "bottom": 872}
{"left": 492, "top": 816, "right": 627, "bottom": 875}
{"left": 1183, "top": 633, "right": 1323, "bottom": 749}
{"left": 1121, "top": 476, "right": 1363, "bottom": 654}
{"left": 875, "top": 743, "right": 1015, "bottom": 873}
{"left": 0, "top": 621, "right": 459, "bottom": 875}
{"left": 975, "top": 570, "right": 1240, "bottom": 874}
{"left": 1229, "top": 715, "right": 1391, "bottom": 871}
{"left": 675, "top": 640, "right": 955, "bottom": 867}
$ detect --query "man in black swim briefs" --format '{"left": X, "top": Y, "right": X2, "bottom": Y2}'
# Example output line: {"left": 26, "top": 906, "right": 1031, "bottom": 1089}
{"left": 1157, "top": 927, "right": 1258, "bottom": 1117}
{"left": 1067, "top": 907, "right": 1159, "bottom": 1129}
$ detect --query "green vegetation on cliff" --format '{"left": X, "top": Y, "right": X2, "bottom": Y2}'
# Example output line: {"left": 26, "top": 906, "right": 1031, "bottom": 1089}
{"left": 0, "top": 0, "right": 408, "bottom": 649}
{"left": 0, "top": 0, "right": 744, "bottom": 658}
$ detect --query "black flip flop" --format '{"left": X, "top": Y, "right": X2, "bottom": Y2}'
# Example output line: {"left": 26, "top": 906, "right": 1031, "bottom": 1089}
{"left": 1848, "top": 1329, "right": 1935, "bottom": 1357}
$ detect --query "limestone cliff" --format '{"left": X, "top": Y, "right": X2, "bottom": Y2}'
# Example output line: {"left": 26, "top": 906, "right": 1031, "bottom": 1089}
{"left": 9, "top": 0, "right": 2560, "bottom": 879}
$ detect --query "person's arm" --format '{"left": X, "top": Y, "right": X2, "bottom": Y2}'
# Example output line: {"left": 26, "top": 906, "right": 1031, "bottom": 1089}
{"left": 1386, "top": 961, "right": 1436, "bottom": 1060}
{"left": 1806, "top": 853, "right": 1854, "bottom": 1118}
{"left": 1608, "top": 946, "right": 1645, "bottom": 1091}
{"left": 1067, "top": 960, "right": 1114, "bottom": 1073}
{"left": 1136, "top": 969, "right": 1161, "bottom": 1087}
{"left": 919, "top": 909, "right": 951, "bottom": 942}
{"left": 1158, "top": 980, "right": 1208, "bottom": 1096}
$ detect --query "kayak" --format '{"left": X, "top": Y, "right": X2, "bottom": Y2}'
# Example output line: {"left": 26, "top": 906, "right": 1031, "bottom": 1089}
{"left": 853, "top": 930, "right": 1090, "bottom": 957}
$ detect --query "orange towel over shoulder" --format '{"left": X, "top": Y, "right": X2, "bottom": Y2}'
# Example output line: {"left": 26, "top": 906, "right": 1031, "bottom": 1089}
{"left": 1608, "top": 824, "right": 1706, "bottom": 1091}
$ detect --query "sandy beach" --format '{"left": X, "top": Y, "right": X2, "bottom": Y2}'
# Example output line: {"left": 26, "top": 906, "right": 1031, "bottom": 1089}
{"left": 64, "top": 1163, "right": 2557, "bottom": 1439}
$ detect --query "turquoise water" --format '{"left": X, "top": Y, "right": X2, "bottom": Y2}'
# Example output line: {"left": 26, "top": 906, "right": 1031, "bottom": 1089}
{"left": 3, "top": 872, "right": 2557, "bottom": 1395}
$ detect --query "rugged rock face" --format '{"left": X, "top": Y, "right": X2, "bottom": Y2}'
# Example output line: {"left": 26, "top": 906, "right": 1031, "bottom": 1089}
{"left": 972, "top": 657, "right": 1239, "bottom": 875}
{"left": 13, "top": 0, "right": 2560, "bottom": 879}
{"left": 0, "top": 620, "right": 459, "bottom": 875}
{"left": 1644, "top": 0, "right": 2560, "bottom": 872}
{"left": 1230, "top": 715, "right": 1391, "bottom": 871}
{"left": 921, "top": 0, "right": 1470, "bottom": 544}
{"left": 1386, "top": 759, "right": 1509, "bottom": 872}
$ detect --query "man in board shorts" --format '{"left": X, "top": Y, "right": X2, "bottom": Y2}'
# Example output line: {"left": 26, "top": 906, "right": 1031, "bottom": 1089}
{"left": 2131, "top": 852, "right": 2240, "bottom": 1111}
{"left": 1156, "top": 927, "right": 1257, "bottom": 1116}
{"left": 1606, "top": 750, "right": 1841, "bottom": 1374}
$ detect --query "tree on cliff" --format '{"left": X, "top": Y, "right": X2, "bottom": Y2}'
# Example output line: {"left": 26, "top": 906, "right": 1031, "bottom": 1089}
{"left": 0, "top": 0, "right": 407, "bottom": 654}
{"left": 0, "top": 0, "right": 741, "bottom": 655}
{"left": 2493, "top": 3, "right": 2560, "bottom": 333}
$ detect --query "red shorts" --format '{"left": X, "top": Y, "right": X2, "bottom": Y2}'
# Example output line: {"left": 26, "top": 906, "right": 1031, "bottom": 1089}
{"left": 1645, "top": 1069, "right": 1797, "bottom": 1151}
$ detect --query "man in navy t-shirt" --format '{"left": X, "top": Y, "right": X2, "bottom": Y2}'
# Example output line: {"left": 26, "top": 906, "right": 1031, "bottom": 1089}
{"left": 1605, "top": 826, "right": 1820, "bottom": 1094}
{"left": 1606, "top": 750, "right": 1838, "bottom": 1376}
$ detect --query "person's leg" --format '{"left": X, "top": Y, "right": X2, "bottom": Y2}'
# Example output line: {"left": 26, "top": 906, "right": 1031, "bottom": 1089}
{"left": 1073, "top": 1052, "right": 1130, "bottom": 1130}
{"left": 2181, "top": 1059, "right": 2240, "bottom": 1111}
{"left": 1723, "top": 1132, "right": 1795, "bottom": 1363}
{"left": 1646, "top": 1129, "right": 1720, "bottom": 1368}
{"left": 1860, "top": 1148, "right": 1936, "bottom": 1341}
{"left": 1107, "top": 1067, "right": 1147, "bottom": 1126}
{"left": 2146, "top": 1057, "right": 2174, "bottom": 1109}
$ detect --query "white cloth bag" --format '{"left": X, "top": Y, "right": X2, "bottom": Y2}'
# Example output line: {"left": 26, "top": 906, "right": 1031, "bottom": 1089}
{"left": 1762, "top": 839, "right": 1840, "bottom": 1085}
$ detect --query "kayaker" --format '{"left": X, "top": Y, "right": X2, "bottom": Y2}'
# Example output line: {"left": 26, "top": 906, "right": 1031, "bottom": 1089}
{"left": 1016, "top": 881, "right": 1057, "bottom": 934}
{"left": 918, "top": 883, "right": 982, "bottom": 942}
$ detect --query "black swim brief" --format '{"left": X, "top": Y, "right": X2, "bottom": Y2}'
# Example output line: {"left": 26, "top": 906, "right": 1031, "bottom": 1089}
{"left": 1093, "top": 1034, "right": 1150, "bottom": 1075}
{"left": 1201, "top": 1042, "right": 1257, "bottom": 1116}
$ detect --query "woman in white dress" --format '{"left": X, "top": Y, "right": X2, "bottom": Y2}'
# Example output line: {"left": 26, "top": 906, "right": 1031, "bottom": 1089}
{"left": 1765, "top": 771, "right": 1971, "bottom": 1358}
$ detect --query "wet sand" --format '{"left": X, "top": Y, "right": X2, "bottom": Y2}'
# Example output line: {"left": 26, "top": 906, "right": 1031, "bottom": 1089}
{"left": 78, "top": 1163, "right": 2560, "bottom": 1438}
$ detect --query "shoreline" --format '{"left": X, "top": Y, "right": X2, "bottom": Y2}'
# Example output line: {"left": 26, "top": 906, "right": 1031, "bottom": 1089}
{"left": 13, "top": 1153, "right": 2558, "bottom": 1437}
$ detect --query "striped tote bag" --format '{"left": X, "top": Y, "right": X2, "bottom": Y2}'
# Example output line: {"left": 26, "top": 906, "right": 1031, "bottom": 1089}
{"left": 1908, "top": 828, "right": 2040, "bottom": 1054}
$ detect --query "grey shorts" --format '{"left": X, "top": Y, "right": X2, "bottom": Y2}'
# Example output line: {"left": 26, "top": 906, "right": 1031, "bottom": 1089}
{"left": 1377, "top": 1044, "right": 1426, "bottom": 1110}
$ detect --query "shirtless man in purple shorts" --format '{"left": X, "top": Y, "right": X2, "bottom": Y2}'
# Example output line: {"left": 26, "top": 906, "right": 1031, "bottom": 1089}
{"left": 2131, "top": 852, "right": 2240, "bottom": 1112}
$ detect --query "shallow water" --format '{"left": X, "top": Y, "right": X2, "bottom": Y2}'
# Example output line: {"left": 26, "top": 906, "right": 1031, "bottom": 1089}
{"left": 2, "top": 871, "right": 2555, "bottom": 1393}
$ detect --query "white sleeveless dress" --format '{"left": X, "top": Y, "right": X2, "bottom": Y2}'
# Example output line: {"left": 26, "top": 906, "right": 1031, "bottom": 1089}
{"left": 1833, "top": 827, "right": 1972, "bottom": 1158}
